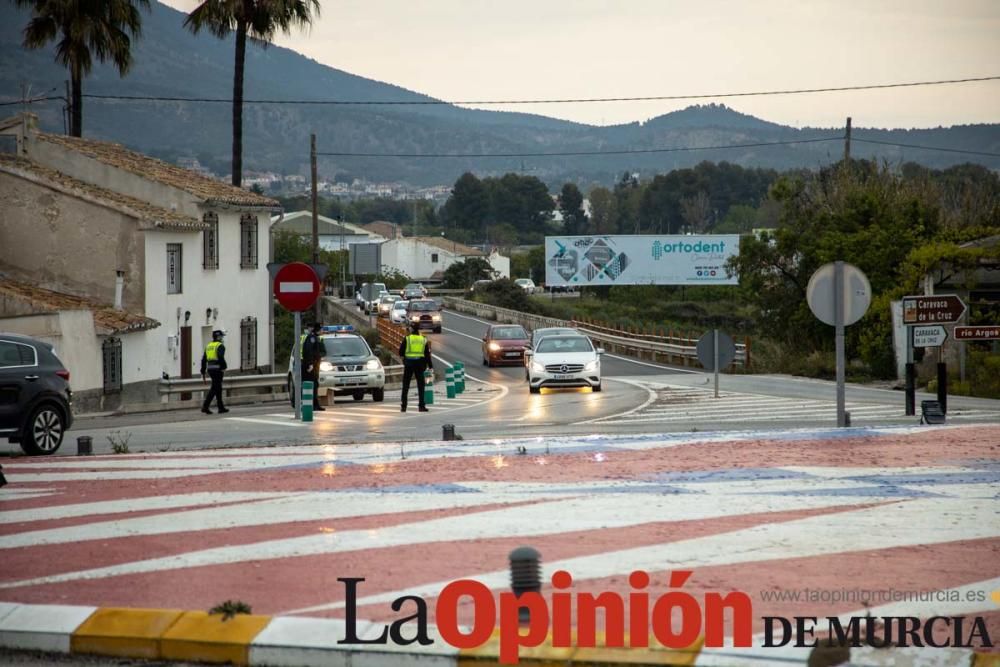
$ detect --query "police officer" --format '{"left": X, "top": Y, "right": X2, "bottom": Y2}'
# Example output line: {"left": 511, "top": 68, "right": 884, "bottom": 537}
{"left": 301, "top": 322, "right": 327, "bottom": 411}
{"left": 399, "top": 322, "right": 432, "bottom": 412}
{"left": 200, "top": 329, "right": 228, "bottom": 414}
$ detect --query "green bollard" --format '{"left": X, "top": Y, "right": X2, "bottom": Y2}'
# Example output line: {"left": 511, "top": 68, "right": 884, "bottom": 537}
{"left": 446, "top": 366, "right": 456, "bottom": 399}
{"left": 424, "top": 369, "right": 434, "bottom": 406}
{"left": 301, "top": 380, "right": 314, "bottom": 422}
{"left": 455, "top": 361, "right": 465, "bottom": 394}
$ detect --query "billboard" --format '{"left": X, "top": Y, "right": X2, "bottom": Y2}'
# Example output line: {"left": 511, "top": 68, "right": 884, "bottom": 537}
{"left": 544, "top": 235, "right": 739, "bottom": 287}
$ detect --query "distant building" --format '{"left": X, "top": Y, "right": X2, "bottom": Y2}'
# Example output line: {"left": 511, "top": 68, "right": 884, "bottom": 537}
{"left": 272, "top": 211, "right": 380, "bottom": 250}
{"left": 380, "top": 237, "right": 509, "bottom": 282}
{"left": 362, "top": 221, "right": 405, "bottom": 240}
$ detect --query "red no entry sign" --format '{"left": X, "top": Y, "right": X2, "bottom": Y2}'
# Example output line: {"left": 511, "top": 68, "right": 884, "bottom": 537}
{"left": 273, "top": 262, "right": 321, "bottom": 312}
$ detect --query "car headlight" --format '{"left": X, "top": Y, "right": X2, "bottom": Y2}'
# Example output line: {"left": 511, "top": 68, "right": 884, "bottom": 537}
{"left": 365, "top": 358, "right": 382, "bottom": 371}
{"left": 410, "top": 315, "right": 420, "bottom": 321}
{"left": 530, "top": 360, "right": 545, "bottom": 373}
{"left": 432, "top": 313, "right": 441, "bottom": 320}
{"left": 319, "top": 361, "right": 334, "bottom": 372}
{"left": 584, "top": 360, "right": 598, "bottom": 371}
{"left": 488, "top": 342, "right": 501, "bottom": 351}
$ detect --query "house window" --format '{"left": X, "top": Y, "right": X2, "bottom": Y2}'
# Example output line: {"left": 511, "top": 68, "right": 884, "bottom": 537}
{"left": 102, "top": 337, "right": 122, "bottom": 394}
{"left": 431, "top": 253, "right": 439, "bottom": 263}
{"left": 166, "top": 243, "right": 182, "bottom": 294}
{"left": 240, "top": 316, "right": 257, "bottom": 370}
{"left": 240, "top": 214, "right": 258, "bottom": 269}
{"left": 202, "top": 212, "right": 219, "bottom": 269}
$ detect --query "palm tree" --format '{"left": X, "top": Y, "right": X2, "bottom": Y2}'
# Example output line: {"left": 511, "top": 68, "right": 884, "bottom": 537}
{"left": 184, "top": 0, "right": 320, "bottom": 187}
{"left": 15, "top": 0, "right": 149, "bottom": 137}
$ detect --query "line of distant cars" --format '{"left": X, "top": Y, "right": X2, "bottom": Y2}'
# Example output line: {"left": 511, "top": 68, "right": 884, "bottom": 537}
{"left": 355, "top": 282, "right": 442, "bottom": 333}
{"left": 480, "top": 323, "right": 604, "bottom": 394}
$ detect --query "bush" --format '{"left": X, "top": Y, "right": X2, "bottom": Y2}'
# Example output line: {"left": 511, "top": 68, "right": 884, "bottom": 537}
{"left": 475, "top": 279, "right": 535, "bottom": 313}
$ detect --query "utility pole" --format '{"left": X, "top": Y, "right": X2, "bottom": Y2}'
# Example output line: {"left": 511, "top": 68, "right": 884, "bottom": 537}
{"left": 64, "top": 80, "right": 71, "bottom": 136}
{"left": 844, "top": 116, "right": 852, "bottom": 164}
{"left": 310, "top": 133, "right": 320, "bottom": 320}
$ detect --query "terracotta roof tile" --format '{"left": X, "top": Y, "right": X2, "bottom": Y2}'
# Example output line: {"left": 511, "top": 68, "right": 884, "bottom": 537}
{"left": 0, "top": 277, "right": 159, "bottom": 334}
{"left": 0, "top": 154, "right": 205, "bottom": 231}
{"left": 410, "top": 236, "right": 484, "bottom": 256}
{"left": 38, "top": 133, "right": 279, "bottom": 208}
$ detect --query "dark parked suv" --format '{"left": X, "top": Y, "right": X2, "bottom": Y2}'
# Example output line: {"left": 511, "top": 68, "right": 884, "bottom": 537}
{"left": 0, "top": 333, "right": 73, "bottom": 455}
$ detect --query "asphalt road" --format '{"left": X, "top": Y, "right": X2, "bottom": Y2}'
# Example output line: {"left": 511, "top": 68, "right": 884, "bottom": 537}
{"left": 3, "top": 309, "right": 999, "bottom": 458}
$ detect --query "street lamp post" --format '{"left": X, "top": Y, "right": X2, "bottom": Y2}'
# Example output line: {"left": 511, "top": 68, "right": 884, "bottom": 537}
{"left": 339, "top": 214, "right": 346, "bottom": 298}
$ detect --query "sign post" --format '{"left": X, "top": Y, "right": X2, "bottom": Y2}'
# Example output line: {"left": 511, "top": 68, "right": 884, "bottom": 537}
{"left": 273, "top": 262, "right": 322, "bottom": 421}
{"left": 806, "top": 262, "right": 871, "bottom": 427}
{"left": 901, "top": 294, "right": 966, "bottom": 416}
{"left": 696, "top": 329, "right": 736, "bottom": 398}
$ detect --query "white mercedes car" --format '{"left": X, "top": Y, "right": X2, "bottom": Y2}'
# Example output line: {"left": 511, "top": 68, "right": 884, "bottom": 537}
{"left": 525, "top": 334, "right": 603, "bottom": 394}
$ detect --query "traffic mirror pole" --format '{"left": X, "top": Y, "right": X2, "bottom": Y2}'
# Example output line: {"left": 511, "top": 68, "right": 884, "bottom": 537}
{"left": 713, "top": 329, "right": 720, "bottom": 399}
{"left": 834, "top": 261, "right": 846, "bottom": 427}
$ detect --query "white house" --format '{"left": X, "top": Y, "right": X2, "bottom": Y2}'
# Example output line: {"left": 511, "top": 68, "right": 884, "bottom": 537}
{"left": 380, "top": 236, "right": 510, "bottom": 282}
{"left": 271, "top": 211, "right": 381, "bottom": 250}
{"left": 0, "top": 114, "right": 280, "bottom": 411}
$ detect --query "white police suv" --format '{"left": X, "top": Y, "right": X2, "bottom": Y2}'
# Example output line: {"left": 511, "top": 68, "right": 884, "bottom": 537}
{"left": 288, "top": 325, "right": 385, "bottom": 404}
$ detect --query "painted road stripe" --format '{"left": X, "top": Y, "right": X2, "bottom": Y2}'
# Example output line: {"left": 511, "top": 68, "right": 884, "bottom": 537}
{"left": 226, "top": 417, "right": 307, "bottom": 428}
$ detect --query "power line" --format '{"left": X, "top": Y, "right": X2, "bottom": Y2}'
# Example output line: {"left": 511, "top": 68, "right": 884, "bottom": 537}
{"left": 48, "top": 74, "right": 1000, "bottom": 106}
{"left": 852, "top": 137, "right": 1000, "bottom": 158}
{"left": 316, "top": 137, "right": 842, "bottom": 158}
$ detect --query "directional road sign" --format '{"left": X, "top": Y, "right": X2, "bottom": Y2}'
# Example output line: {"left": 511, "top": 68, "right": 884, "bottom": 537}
{"left": 954, "top": 325, "right": 1000, "bottom": 341}
{"left": 912, "top": 325, "right": 948, "bottom": 348}
{"left": 902, "top": 295, "right": 966, "bottom": 325}
{"left": 273, "top": 262, "right": 321, "bottom": 312}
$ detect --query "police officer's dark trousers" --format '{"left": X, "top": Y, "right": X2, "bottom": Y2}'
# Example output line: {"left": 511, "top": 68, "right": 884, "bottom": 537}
{"left": 401, "top": 359, "right": 427, "bottom": 411}
{"left": 204, "top": 369, "right": 225, "bottom": 411}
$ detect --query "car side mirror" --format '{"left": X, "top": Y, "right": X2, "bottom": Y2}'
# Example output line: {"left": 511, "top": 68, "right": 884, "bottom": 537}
{"left": 597, "top": 348, "right": 605, "bottom": 355}
{"left": 524, "top": 349, "right": 533, "bottom": 357}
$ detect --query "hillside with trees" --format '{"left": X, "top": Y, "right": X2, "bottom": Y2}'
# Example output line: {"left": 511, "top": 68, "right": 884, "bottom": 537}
{"left": 3, "top": 1, "right": 998, "bottom": 186}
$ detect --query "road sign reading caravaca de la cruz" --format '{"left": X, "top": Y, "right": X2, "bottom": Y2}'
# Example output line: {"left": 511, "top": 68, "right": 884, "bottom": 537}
{"left": 902, "top": 294, "right": 966, "bottom": 325}
{"left": 954, "top": 325, "right": 1000, "bottom": 341}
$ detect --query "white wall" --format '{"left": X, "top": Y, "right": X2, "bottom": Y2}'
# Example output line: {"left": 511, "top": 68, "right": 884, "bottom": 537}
{"left": 489, "top": 254, "right": 511, "bottom": 279}
{"left": 141, "top": 209, "right": 272, "bottom": 383}
{"left": 0, "top": 311, "right": 103, "bottom": 391}
{"left": 319, "top": 233, "right": 370, "bottom": 251}
{"left": 380, "top": 239, "right": 462, "bottom": 280}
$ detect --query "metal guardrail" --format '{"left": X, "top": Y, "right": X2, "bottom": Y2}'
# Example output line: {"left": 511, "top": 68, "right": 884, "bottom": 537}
{"left": 158, "top": 366, "right": 404, "bottom": 399}
{"left": 442, "top": 297, "right": 749, "bottom": 369}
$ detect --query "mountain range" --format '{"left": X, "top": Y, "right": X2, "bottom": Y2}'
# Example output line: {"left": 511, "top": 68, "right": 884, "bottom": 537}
{"left": 2, "top": 0, "right": 998, "bottom": 187}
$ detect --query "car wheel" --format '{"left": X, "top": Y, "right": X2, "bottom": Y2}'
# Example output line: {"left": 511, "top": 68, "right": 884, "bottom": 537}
{"left": 372, "top": 388, "right": 384, "bottom": 402}
{"left": 482, "top": 356, "right": 488, "bottom": 366}
{"left": 21, "top": 403, "right": 66, "bottom": 455}
{"left": 433, "top": 327, "right": 442, "bottom": 334}
{"left": 352, "top": 390, "right": 365, "bottom": 401}
{"left": 592, "top": 383, "right": 602, "bottom": 393}
{"left": 529, "top": 385, "right": 541, "bottom": 394}
{"left": 288, "top": 374, "right": 295, "bottom": 407}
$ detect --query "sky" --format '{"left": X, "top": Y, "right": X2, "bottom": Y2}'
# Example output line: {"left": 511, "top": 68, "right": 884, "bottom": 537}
{"left": 161, "top": 0, "right": 1000, "bottom": 129}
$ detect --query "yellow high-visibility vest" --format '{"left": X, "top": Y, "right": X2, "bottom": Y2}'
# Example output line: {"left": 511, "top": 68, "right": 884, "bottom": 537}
{"left": 205, "top": 341, "right": 223, "bottom": 360}
{"left": 299, "top": 333, "right": 307, "bottom": 356}
{"left": 404, "top": 334, "right": 427, "bottom": 359}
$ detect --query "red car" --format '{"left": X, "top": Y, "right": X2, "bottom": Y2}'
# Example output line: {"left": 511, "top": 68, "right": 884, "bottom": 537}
{"left": 482, "top": 324, "right": 531, "bottom": 367}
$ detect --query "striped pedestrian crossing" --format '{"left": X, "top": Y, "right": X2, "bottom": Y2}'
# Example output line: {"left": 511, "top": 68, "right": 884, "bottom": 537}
{"left": 592, "top": 383, "right": 1000, "bottom": 426}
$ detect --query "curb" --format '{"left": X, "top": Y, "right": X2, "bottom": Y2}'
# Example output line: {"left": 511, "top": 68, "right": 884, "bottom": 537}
{"left": 0, "top": 603, "right": 993, "bottom": 666}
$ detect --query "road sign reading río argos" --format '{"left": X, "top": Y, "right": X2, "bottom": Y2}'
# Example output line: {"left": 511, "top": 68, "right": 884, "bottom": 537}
{"left": 954, "top": 326, "right": 1000, "bottom": 341}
